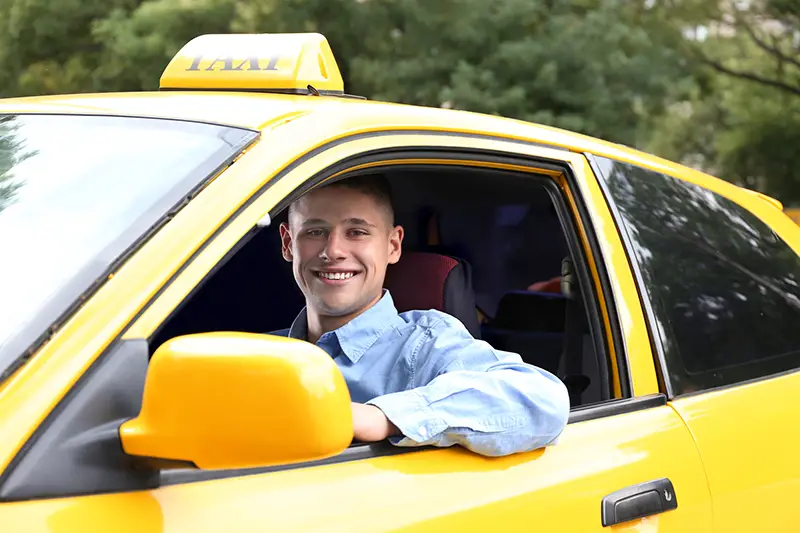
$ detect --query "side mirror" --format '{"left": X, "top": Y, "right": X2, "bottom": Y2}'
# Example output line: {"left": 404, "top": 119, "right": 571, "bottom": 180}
{"left": 120, "top": 333, "right": 353, "bottom": 470}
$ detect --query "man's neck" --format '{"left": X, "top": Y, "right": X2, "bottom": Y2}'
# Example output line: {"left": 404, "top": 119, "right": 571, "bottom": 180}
{"left": 306, "top": 293, "right": 383, "bottom": 344}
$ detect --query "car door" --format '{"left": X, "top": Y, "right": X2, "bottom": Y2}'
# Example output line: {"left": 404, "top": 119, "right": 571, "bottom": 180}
{"left": 591, "top": 155, "right": 800, "bottom": 532}
{"left": 0, "top": 129, "right": 713, "bottom": 532}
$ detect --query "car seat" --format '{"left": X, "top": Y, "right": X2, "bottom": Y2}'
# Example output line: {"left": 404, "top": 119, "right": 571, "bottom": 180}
{"left": 384, "top": 251, "right": 482, "bottom": 339}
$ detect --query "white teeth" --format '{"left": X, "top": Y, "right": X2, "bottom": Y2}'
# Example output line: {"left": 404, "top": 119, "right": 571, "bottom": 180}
{"left": 319, "top": 272, "right": 354, "bottom": 280}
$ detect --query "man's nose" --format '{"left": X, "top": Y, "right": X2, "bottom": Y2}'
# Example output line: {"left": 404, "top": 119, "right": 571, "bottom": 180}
{"left": 320, "top": 230, "right": 347, "bottom": 261}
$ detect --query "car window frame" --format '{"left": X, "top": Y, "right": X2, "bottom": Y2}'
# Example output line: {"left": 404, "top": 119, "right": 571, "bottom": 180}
{"left": 151, "top": 147, "right": 647, "bottom": 487}
{"left": 2, "top": 133, "right": 656, "bottom": 500}
{"left": 142, "top": 148, "right": 626, "bottom": 401}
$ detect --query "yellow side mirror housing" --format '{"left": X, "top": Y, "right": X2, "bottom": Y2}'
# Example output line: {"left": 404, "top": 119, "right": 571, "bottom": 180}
{"left": 120, "top": 333, "right": 352, "bottom": 470}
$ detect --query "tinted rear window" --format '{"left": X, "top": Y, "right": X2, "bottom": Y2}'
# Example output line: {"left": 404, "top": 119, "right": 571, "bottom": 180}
{"left": 595, "top": 156, "right": 800, "bottom": 395}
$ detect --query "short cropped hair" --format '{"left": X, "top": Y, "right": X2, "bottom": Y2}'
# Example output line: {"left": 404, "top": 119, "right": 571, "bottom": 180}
{"left": 289, "top": 174, "right": 395, "bottom": 225}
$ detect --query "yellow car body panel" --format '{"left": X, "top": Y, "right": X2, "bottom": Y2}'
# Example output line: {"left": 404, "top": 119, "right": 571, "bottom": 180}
{"left": 671, "top": 370, "right": 800, "bottom": 533}
{"left": 1, "top": 406, "right": 711, "bottom": 533}
{"left": 0, "top": 60, "right": 798, "bottom": 530}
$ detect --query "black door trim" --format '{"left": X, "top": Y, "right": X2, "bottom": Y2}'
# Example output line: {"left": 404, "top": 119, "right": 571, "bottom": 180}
{"left": 568, "top": 394, "right": 666, "bottom": 424}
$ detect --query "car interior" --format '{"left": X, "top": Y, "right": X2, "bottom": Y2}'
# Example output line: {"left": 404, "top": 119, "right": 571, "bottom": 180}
{"left": 151, "top": 165, "right": 611, "bottom": 410}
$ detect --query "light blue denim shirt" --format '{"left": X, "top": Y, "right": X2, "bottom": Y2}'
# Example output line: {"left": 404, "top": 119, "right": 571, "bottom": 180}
{"left": 287, "top": 291, "right": 570, "bottom": 457}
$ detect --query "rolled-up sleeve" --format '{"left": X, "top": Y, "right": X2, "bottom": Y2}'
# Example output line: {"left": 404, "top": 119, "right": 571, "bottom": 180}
{"left": 366, "top": 315, "right": 570, "bottom": 457}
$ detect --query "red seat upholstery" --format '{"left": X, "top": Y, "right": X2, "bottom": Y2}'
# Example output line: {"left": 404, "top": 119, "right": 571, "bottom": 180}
{"left": 384, "top": 252, "right": 481, "bottom": 338}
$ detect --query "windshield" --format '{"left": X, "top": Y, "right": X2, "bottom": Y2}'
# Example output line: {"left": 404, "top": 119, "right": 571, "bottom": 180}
{"left": 0, "top": 114, "right": 258, "bottom": 380}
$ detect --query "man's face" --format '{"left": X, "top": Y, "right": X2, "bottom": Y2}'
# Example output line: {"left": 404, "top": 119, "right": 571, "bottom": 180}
{"left": 280, "top": 186, "right": 403, "bottom": 319}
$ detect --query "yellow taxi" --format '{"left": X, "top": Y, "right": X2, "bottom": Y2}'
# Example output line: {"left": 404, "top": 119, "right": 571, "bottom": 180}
{"left": 1, "top": 33, "right": 799, "bottom": 532}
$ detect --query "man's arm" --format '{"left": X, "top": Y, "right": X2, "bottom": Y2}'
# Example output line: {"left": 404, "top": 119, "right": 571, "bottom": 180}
{"left": 351, "top": 402, "right": 400, "bottom": 441}
{"left": 361, "top": 314, "right": 571, "bottom": 456}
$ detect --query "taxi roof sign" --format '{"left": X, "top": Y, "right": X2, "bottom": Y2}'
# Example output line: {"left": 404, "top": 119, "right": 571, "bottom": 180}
{"left": 160, "top": 33, "right": 345, "bottom": 95}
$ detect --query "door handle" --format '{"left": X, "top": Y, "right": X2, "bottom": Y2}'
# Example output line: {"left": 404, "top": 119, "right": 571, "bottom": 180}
{"left": 601, "top": 478, "right": 678, "bottom": 527}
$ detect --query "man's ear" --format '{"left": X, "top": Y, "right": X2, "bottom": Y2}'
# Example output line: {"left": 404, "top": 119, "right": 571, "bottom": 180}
{"left": 387, "top": 225, "right": 404, "bottom": 265}
{"left": 279, "top": 222, "right": 294, "bottom": 262}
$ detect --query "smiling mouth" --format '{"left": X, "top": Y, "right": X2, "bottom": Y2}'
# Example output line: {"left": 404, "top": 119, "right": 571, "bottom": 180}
{"left": 315, "top": 271, "right": 359, "bottom": 280}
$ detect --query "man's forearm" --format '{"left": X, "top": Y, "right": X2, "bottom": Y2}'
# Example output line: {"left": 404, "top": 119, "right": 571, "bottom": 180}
{"left": 365, "top": 365, "right": 570, "bottom": 456}
{"left": 351, "top": 402, "right": 401, "bottom": 442}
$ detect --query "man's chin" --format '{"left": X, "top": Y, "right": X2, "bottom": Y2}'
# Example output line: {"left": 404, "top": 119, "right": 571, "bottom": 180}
{"left": 314, "top": 299, "right": 361, "bottom": 318}
{"left": 314, "top": 292, "right": 383, "bottom": 318}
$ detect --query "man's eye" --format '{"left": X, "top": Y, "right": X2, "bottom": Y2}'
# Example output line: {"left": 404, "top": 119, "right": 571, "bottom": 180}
{"left": 307, "top": 229, "right": 326, "bottom": 237}
{"left": 348, "top": 229, "right": 369, "bottom": 237}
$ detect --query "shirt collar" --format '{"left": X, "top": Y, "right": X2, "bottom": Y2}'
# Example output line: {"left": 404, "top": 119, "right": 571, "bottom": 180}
{"left": 288, "top": 290, "right": 403, "bottom": 364}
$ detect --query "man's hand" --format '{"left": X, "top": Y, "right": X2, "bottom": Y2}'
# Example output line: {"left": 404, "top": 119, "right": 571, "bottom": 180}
{"left": 351, "top": 402, "right": 401, "bottom": 442}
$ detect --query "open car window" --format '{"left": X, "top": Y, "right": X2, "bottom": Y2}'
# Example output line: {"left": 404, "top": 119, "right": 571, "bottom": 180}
{"left": 153, "top": 164, "right": 611, "bottom": 407}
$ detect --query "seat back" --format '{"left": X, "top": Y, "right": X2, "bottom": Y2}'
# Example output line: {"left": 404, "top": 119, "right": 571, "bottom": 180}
{"left": 384, "top": 252, "right": 481, "bottom": 338}
{"left": 481, "top": 290, "right": 566, "bottom": 374}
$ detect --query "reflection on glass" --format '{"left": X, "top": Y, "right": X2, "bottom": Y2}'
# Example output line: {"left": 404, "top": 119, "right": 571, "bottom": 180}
{"left": 596, "top": 156, "right": 800, "bottom": 394}
{"left": 0, "top": 114, "right": 256, "bottom": 380}
{"left": 0, "top": 116, "right": 35, "bottom": 214}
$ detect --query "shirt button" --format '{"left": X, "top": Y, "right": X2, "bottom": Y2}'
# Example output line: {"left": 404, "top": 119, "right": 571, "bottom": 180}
{"left": 418, "top": 427, "right": 428, "bottom": 438}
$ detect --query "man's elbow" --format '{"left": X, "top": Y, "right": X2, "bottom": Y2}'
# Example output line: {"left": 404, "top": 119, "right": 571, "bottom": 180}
{"left": 552, "top": 374, "right": 571, "bottom": 428}
{"left": 476, "top": 373, "right": 570, "bottom": 456}
{"left": 527, "top": 372, "right": 571, "bottom": 449}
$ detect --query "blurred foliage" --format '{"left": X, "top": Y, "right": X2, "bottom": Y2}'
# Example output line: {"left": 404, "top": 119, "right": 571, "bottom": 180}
{"left": 645, "top": 0, "right": 800, "bottom": 203}
{"left": 0, "top": 0, "right": 797, "bottom": 204}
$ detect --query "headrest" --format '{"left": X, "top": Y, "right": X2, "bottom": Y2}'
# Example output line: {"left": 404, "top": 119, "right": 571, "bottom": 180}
{"left": 493, "top": 290, "right": 566, "bottom": 332}
{"left": 384, "top": 252, "right": 481, "bottom": 338}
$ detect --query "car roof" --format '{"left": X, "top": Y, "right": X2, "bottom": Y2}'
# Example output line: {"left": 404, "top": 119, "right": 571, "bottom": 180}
{"left": 0, "top": 90, "right": 747, "bottom": 198}
{"left": 0, "top": 91, "right": 655, "bottom": 156}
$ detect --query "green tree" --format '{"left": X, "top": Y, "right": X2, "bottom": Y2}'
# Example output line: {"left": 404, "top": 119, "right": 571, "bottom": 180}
{"left": 0, "top": 0, "right": 694, "bottom": 149}
{"left": 3, "top": 0, "right": 796, "bottom": 203}
{"left": 0, "top": 0, "right": 145, "bottom": 96}
{"left": 92, "top": 0, "right": 237, "bottom": 92}
{"left": 646, "top": 0, "right": 800, "bottom": 204}
{"left": 235, "top": 0, "right": 694, "bottom": 148}
{"left": 0, "top": 0, "right": 242, "bottom": 96}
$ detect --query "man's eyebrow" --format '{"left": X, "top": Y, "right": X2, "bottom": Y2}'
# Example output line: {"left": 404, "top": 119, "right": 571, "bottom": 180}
{"left": 300, "top": 218, "right": 331, "bottom": 227}
{"left": 344, "top": 218, "right": 378, "bottom": 227}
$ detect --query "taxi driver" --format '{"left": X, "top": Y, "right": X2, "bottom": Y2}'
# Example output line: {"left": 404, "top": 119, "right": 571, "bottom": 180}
{"left": 278, "top": 175, "right": 569, "bottom": 456}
